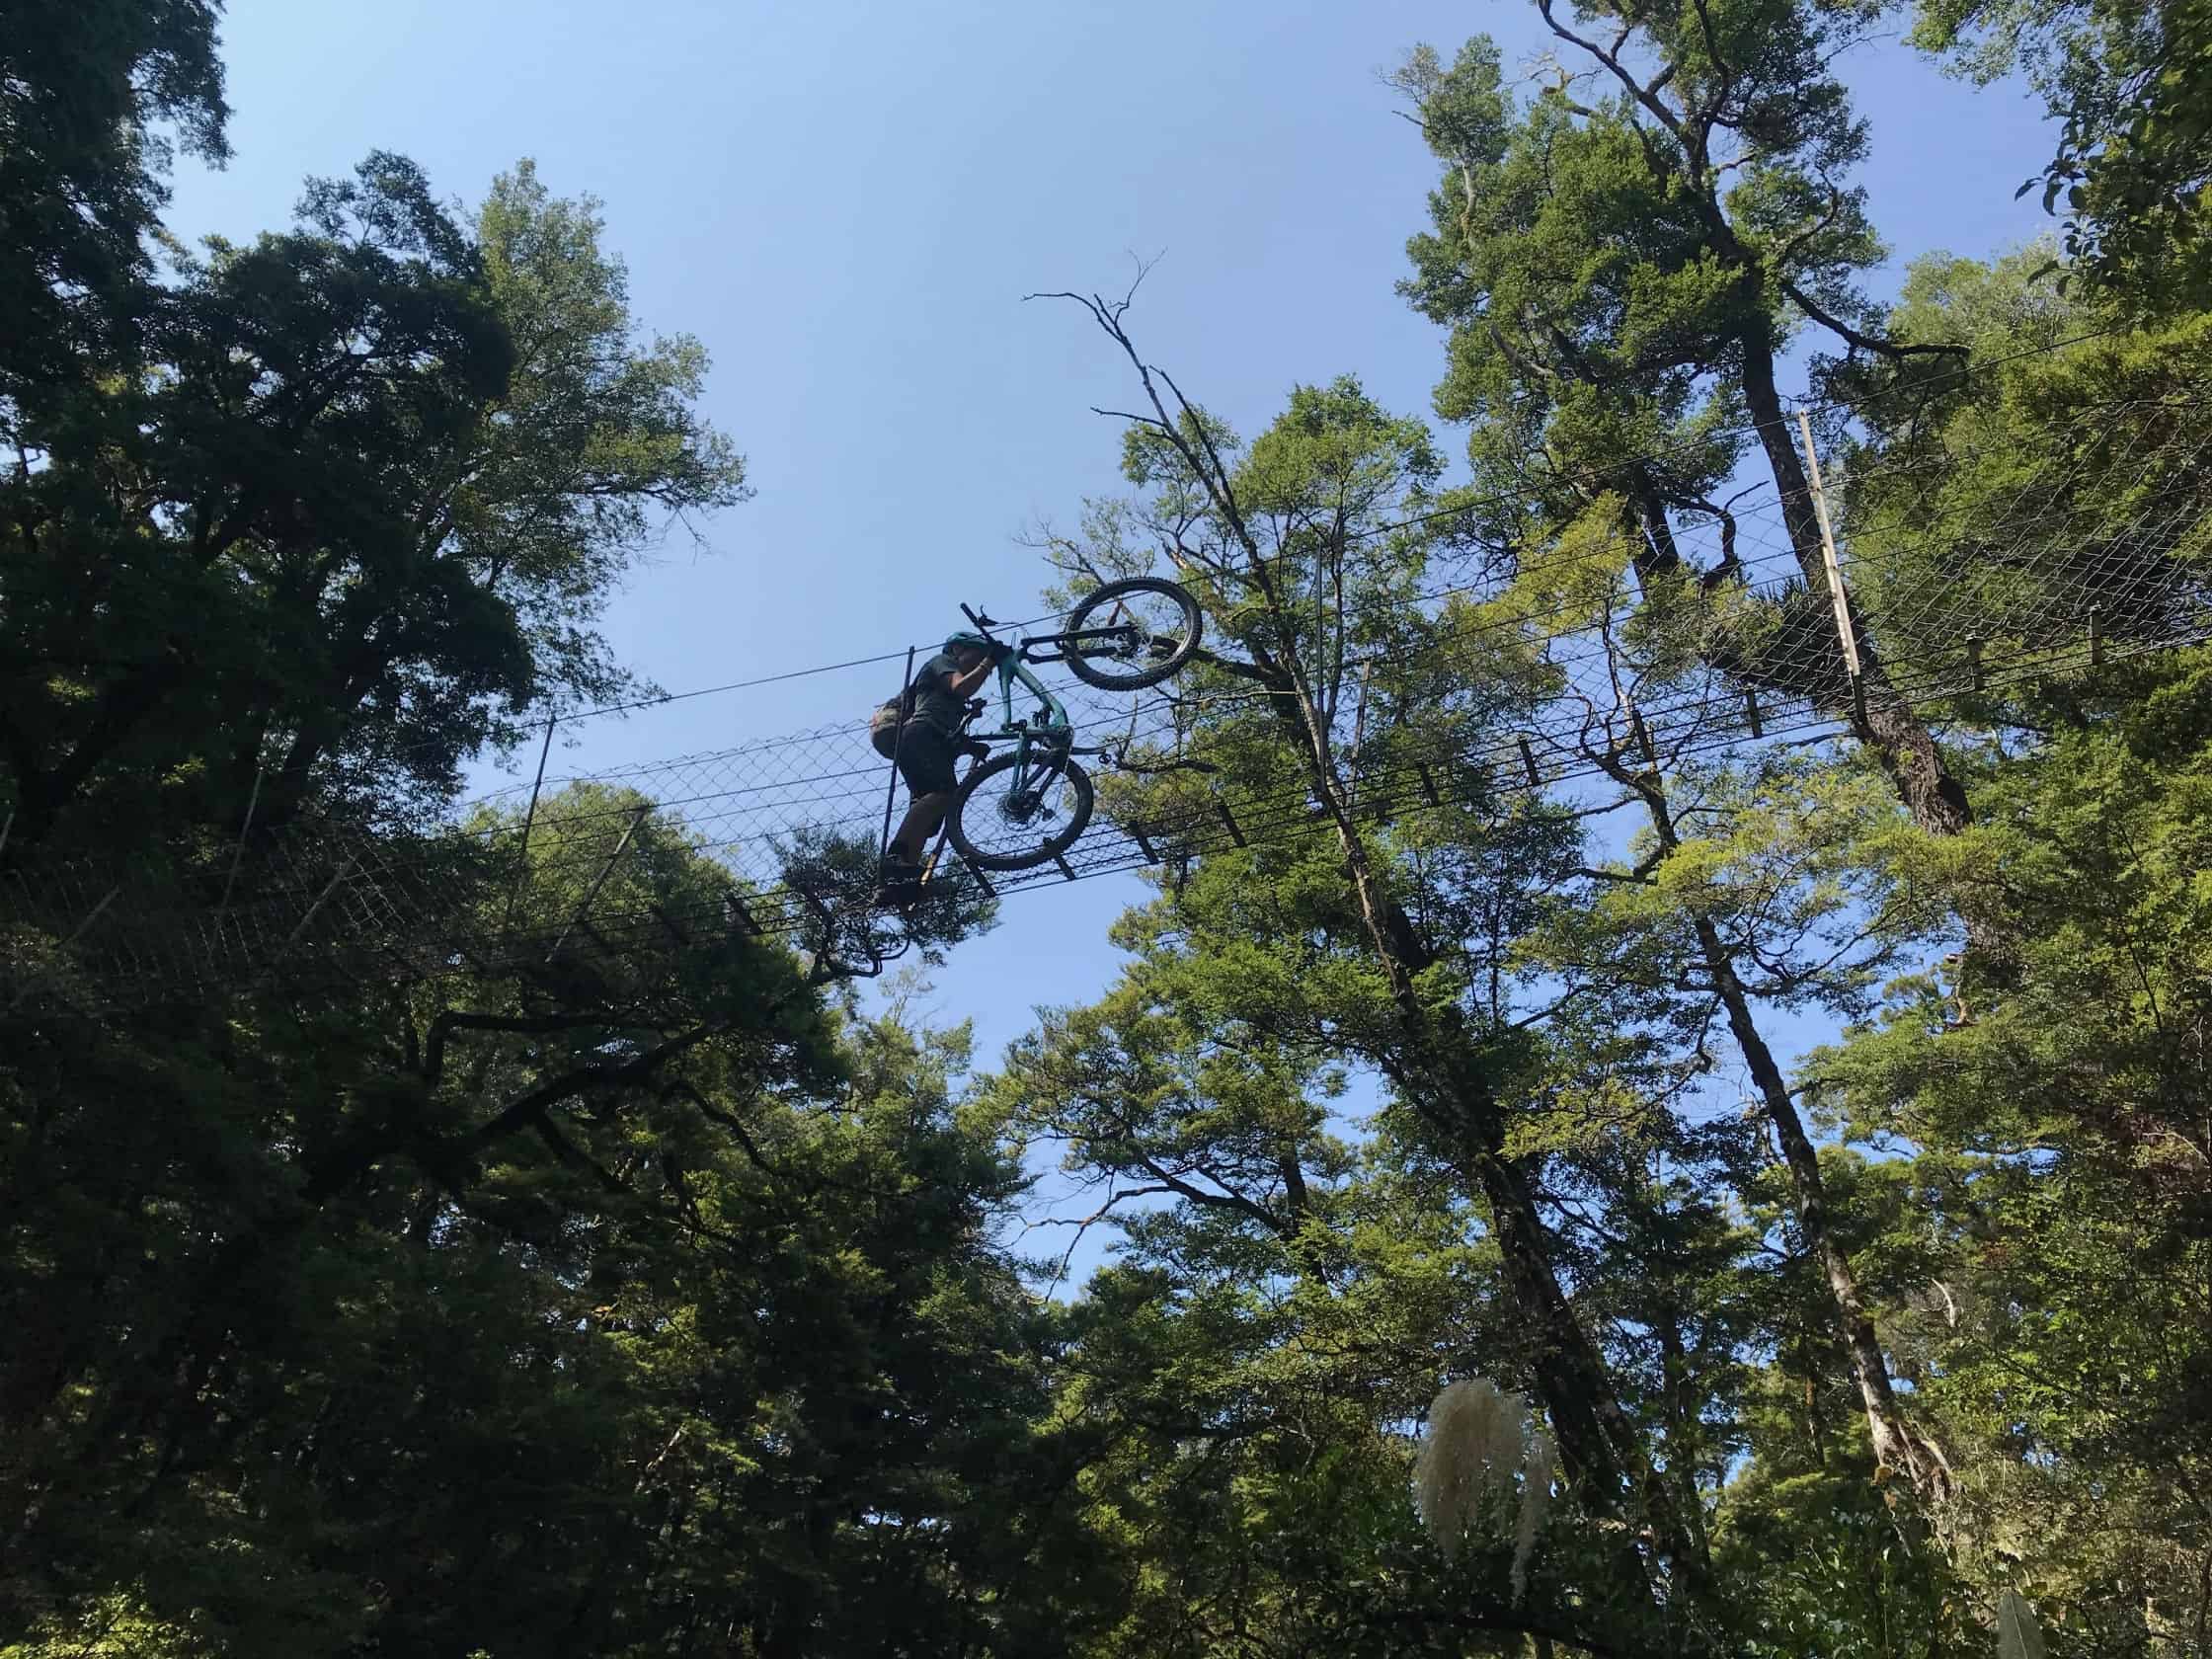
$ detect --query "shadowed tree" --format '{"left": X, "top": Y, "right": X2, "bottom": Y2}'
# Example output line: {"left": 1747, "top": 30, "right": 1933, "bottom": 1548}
{"left": 0, "top": 0, "right": 229, "bottom": 407}
{"left": 1, "top": 155, "right": 750, "bottom": 853}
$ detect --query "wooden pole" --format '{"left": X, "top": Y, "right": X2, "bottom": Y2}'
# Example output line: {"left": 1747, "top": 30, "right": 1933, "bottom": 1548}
{"left": 880, "top": 645, "right": 916, "bottom": 860}
{"left": 1795, "top": 413, "right": 1864, "bottom": 725}
{"left": 281, "top": 857, "right": 357, "bottom": 953}
{"left": 1628, "top": 702, "right": 1656, "bottom": 766}
{"left": 545, "top": 806, "right": 649, "bottom": 963}
{"left": 1347, "top": 661, "right": 1372, "bottom": 811}
{"left": 5, "top": 887, "right": 119, "bottom": 1013}
{"left": 725, "top": 890, "right": 761, "bottom": 937}
{"left": 218, "top": 761, "right": 266, "bottom": 914}
{"left": 505, "top": 713, "right": 558, "bottom": 930}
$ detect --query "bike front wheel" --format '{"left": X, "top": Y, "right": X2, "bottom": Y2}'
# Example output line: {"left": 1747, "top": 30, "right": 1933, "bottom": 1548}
{"left": 1063, "top": 577, "right": 1204, "bottom": 691}
{"left": 947, "top": 750, "right": 1094, "bottom": 871}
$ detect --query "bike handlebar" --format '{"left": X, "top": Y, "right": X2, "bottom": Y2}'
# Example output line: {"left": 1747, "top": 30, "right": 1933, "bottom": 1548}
{"left": 959, "top": 602, "right": 998, "bottom": 634}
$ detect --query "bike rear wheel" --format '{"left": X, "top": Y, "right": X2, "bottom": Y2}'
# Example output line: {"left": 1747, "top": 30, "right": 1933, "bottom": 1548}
{"left": 1063, "top": 577, "right": 1203, "bottom": 691}
{"left": 947, "top": 750, "right": 1093, "bottom": 871}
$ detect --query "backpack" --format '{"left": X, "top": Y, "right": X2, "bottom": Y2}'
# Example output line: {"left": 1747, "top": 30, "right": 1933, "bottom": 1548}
{"left": 869, "top": 679, "right": 918, "bottom": 760}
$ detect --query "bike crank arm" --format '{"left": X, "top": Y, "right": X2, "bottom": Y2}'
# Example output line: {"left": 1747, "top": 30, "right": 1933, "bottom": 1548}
{"left": 1066, "top": 741, "right": 1218, "bottom": 774}
{"left": 1018, "top": 627, "right": 1154, "bottom": 667}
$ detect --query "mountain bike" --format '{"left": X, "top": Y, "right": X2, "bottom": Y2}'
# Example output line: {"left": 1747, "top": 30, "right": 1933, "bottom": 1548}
{"left": 943, "top": 576, "right": 1202, "bottom": 872}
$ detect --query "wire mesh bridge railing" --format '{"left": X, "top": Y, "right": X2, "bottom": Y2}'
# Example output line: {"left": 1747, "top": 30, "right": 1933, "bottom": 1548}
{"left": 4, "top": 389, "right": 2207, "bottom": 1013}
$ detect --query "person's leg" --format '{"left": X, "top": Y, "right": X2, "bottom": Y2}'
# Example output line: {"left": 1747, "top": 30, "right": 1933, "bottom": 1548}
{"left": 890, "top": 791, "right": 953, "bottom": 863}
{"left": 886, "top": 727, "right": 958, "bottom": 866}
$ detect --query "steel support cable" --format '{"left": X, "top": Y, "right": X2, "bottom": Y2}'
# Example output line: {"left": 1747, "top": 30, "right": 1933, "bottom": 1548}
{"left": 16, "top": 618, "right": 2178, "bottom": 1019}
{"left": 321, "top": 328, "right": 2164, "bottom": 781}
{"left": 12, "top": 606, "right": 2196, "bottom": 1014}
{"left": 26, "top": 504, "right": 2203, "bottom": 973}
{"left": 183, "top": 384, "right": 2199, "bottom": 875}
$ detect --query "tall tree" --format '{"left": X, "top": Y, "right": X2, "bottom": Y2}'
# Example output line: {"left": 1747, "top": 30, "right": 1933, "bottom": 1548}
{"left": 1, "top": 154, "right": 749, "bottom": 853}
{"left": 3, "top": 786, "right": 1046, "bottom": 1656}
{"left": 1019, "top": 304, "right": 1729, "bottom": 1645}
{"left": 1814, "top": 641, "right": 2212, "bottom": 1652}
{"left": 1393, "top": 6, "right": 1978, "bottom": 838}
{"left": 1740, "top": 252, "right": 2212, "bottom": 1651}
{"left": 1562, "top": 716, "right": 1956, "bottom": 1501}
{"left": 989, "top": 847, "right": 1753, "bottom": 1657}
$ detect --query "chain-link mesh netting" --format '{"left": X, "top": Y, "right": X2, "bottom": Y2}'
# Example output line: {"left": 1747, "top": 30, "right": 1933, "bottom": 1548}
{"left": 5, "top": 388, "right": 2207, "bottom": 1012}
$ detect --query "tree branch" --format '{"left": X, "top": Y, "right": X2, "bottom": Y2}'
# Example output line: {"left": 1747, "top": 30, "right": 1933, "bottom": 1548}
{"left": 423, "top": 1007, "right": 645, "bottom": 1085}
{"left": 1538, "top": 0, "right": 1682, "bottom": 137}
{"left": 447, "top": 1023, "right": 722, "bottom": 1166}
{"left": 1127, "top": 1148, "right": 1292, "bottom": 1237}
{"left": 1781, "top": 279, "right": 1970, "bottom": 363}
{"left": 534, "top": 1112, "right": 630, "bottom": 1194}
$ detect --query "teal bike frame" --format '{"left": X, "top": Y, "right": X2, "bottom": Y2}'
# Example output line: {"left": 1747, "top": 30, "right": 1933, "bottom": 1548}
{"left": 957, "top": 603, "right": 1084, "bottom": 810}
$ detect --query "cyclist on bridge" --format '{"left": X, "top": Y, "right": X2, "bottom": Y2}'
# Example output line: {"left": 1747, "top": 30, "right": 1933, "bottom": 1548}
{"left": 872, "top": 631, "right": 1000, "bottom": 901}
{"left": 864, "top": 581, "right": 1202, "bottom": 910}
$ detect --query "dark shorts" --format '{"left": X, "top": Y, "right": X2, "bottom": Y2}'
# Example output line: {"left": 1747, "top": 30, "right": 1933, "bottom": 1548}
{"left": 891, "top": 721, "right": 959, "bottom": 797}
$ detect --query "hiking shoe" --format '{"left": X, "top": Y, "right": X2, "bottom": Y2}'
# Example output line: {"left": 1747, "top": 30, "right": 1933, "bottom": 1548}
{"left": 874, "top": 856, "right": 924, "bottom": 909}
{"left": 874, "top": 879, "right": 922, "bottom": 911}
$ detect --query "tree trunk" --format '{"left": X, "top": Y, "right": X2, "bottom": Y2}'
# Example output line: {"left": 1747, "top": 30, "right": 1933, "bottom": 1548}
{"left": 1634, "top": 762, "right": 1952, "bottom": 1504}
{"left": 1272, "top": 640, "right": 1718, "bottom": 1623}
{"left": 1702, "top": 919, "right": 1953, "bottom": 1502}
{"left": 1470, "top": 1124, "right": 1715, "bottom": 1605}
{"left": 1737, "top": 338, "right": 1973, "bottom": 838}
{"left": 1652, "top": 1294, "right": 1710, "bottom": 1559}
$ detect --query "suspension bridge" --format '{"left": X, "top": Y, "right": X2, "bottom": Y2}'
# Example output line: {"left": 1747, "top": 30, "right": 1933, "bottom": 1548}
{"left": 4, "top": 385, "right": 2207, "bottom": 1014}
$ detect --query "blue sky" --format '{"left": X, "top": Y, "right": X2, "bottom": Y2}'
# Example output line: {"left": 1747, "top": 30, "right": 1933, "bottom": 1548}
{"left": 165, "top": 0, "right": 2059, "bottom": 1271}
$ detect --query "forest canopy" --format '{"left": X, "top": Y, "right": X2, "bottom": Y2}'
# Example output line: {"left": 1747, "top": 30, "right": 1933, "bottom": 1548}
{"left": 3, "top": 3, "right": 2208, "bottom": 1656}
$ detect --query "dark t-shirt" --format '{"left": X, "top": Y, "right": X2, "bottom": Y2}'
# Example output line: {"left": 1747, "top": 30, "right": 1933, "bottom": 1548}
{"left": 908, "top": 652, "right": 967, "bottom": 736}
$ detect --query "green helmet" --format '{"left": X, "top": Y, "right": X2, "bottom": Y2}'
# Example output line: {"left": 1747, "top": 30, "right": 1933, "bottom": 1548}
{"left": 943, "top": 630, "right": 992, "bottom": 655}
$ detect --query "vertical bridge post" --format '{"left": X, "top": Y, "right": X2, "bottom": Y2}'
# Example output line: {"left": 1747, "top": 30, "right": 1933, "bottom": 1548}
{"left": 1796, "top": 411, "right": 1865, "bottom": 729}
{"left": 505, "top": 713, "right": 559, "bottom": 932}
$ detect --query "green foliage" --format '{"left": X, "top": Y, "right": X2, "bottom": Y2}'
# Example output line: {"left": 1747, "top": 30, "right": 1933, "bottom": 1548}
{"left": 1392, "top": 1, "right": 1982, "bottom": 840}
{"left": 2, "top": 785, "right": 1091, "bottom": 1652}
{"left": 1, "top": 28, "right": 1066, "bottom": 1650}
{"left": 0, "top": 0, "right": 228, "bottom": 404}
{"left": 1914, "top": 0, "right": 2212, "bottom": 309}
{"left": 991, "top": 370, "right": 1775, "bottom": 1654}
{"left": 8, "top": 8, "right": 2212, "bottom": 1658}
{"left": 1821, "top": 241, "right": 2161, "bottom": 649}
{"left": 0, "top": 150, "right": 748, "bottom": 850}
{"left": 1393, "top": 0, "right": 1890, "bottom": 522}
